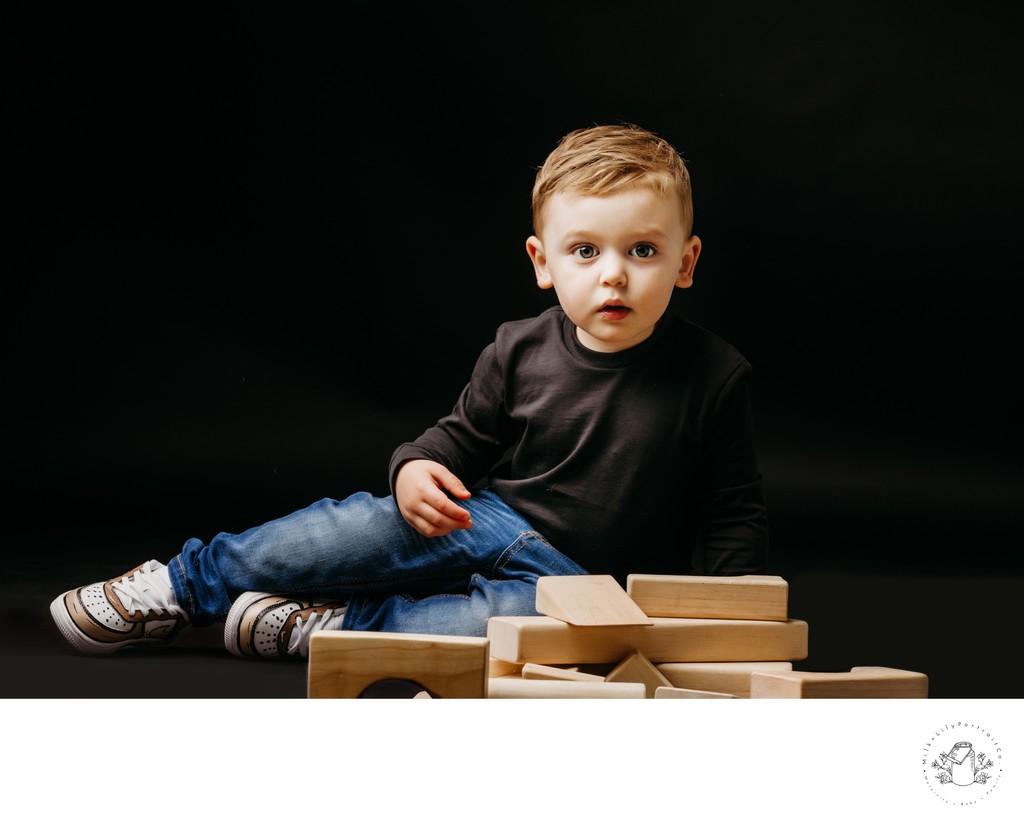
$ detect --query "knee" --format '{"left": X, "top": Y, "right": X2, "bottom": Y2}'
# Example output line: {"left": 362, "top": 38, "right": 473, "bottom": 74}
{"left": 468, "top": 574, "right": 540, "bottom": 619}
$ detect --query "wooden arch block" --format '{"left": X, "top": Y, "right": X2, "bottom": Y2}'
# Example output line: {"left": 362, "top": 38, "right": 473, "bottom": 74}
{"left": 307, "top": 630, "right": 489, "bottom": 698}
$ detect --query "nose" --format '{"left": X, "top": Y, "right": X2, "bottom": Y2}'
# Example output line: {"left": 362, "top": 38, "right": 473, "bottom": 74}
{"left": 599, "top": 254, "right": 628, "bottom": 288}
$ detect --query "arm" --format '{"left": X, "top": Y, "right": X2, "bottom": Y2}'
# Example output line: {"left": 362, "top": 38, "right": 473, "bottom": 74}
{"left": 696, "top": 364, "right": 770, "bottom": 575}
{"left": 390, "top": 340, "right": 515, "bottom": 537}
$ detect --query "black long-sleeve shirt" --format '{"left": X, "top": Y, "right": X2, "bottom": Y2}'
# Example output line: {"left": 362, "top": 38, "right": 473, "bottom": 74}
{"left": 390, "top": 306, "right": 768, "bottom": 584}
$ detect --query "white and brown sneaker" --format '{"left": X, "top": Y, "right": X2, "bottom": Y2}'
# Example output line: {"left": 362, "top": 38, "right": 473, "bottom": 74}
{"left": 224, "top": 592, "right": 347, "bottom": 659}
{"left": 50, "top": 560, "right": 190, "bottom": 654}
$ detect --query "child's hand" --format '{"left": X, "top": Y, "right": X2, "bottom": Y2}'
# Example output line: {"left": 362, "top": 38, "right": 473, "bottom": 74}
{"left": 395, "top": 459, "right": 473, "bottom": 538}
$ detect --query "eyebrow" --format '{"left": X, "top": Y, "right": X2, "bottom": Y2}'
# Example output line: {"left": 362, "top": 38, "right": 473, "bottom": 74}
{"left": 560, "top": 225, "right": 672, "bottom": 241}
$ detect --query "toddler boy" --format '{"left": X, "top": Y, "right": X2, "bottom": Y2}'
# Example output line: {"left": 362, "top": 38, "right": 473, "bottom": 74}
{"left": 51, "top": 123, "right": 768, "bottom": 659}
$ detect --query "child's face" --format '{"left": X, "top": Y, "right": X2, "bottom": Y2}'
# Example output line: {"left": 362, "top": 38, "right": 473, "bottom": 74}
{"left": 526, "top": 188, "right": 700, "bottom": 353}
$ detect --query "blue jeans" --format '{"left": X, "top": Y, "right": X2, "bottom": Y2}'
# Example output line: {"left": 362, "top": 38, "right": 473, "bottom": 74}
{"left": 167, "top": 489, "right": 587, "bottom": 637}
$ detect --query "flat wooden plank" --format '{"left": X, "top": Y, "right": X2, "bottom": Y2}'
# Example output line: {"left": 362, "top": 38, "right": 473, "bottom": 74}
{"left": 521, "top": 663, "right": 606, "bottom": 682}
{"left": 750, "top": 666, "right": 929, "bottom": 698}
{"left": 655, "top": 686, "right": 736, "bottom": 699}
{"left": 626, "top": 574, "right": 788, "bottom": 621}
{"left": 536, "top": 575, "right": 652, "bottom": 626}
{"left": 606, "top": 650, "right": 673, "bottom": 698}
{"left": 657, "top": 661, "right": 794, "bottom": 698}
{"left": 487, "top": 615, "right": 808, "bottom": 665}
{"left": 487, "top": 678, "right": 645, "bottom": 699}
{"left": 307, "top": 630, "right": 489, "bottom": 699}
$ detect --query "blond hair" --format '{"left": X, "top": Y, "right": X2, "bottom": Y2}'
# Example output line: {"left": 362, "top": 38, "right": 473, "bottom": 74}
{"left": 531, "top": 123, "right": 694, "bottom": 237}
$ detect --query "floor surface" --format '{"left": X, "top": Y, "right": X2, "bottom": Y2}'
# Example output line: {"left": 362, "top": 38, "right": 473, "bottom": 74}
{"left": 4, "top": 553, "right": 1020, "bottom": 700}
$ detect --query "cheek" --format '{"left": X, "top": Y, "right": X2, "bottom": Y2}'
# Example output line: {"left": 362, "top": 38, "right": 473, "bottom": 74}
{"left": 635, "top": 278, "right": 680, "bottom": 311}
{"left": 554, "top": 280, "right": 590, "bottom": 307}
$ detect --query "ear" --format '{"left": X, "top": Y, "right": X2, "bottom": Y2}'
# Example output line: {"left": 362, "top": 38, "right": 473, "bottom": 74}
{"left": 526, "top": 235, "right": 554, "bottom": 290}
{"left": 675, "top": 234, "right": 701, "bottom": 289}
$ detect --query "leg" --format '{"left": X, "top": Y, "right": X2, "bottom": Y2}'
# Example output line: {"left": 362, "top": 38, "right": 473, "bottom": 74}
{"left": 169, "top": 488, "right": 584, "bottom": 626}
{"left": 52, "top": 489, "right": 588, "bottom": 655}
{"left": 343, "top": 528, "right": 589, "bottom": 636}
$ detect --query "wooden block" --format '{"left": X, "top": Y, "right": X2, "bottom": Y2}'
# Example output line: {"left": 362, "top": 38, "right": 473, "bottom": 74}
{"left": 750, "top": 666, "right": 929, "bottom": 698}
{"left": 626, "top": 574, "right": 788, "bottom": 621}
{"left": 655, "top": 686, "right": 736, "bottom": 699}
{"left": 657, "top": 661, "right": 794, "bottom": 698}
{"left": 606, "top": 650, "right": 673, "bottom": 698}
{"left": 536, "top": 575, "right": 652, "bottom": 626}
{"left": 307, "top": 630, "right": 489, "bottom": 698}
{"left": 488, "top": 658, "right": 523, "bottom": 678}
{"left": 487, "top": 615, "right": 808, "bottom": 665}
{"left": 487, "top": 678, "right": 645, "bottom": 699}
{"left": 521, "top": 663, "right": 606, "bottom": 682}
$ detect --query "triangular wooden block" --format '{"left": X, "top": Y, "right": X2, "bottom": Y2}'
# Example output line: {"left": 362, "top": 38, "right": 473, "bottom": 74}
{"left": 536, "top": 574, "right": 652, "bottom": 626}
{"left": 606, "top": 650, "right": 674, "bottom": 698}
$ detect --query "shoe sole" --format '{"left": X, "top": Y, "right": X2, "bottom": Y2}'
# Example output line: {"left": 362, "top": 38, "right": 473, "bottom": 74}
{"left": 49, "top": 591, "right": 175, "bottom": 655}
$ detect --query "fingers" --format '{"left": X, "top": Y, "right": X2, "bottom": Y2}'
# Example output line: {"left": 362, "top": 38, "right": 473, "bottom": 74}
{"left": 395, "top": 459, "right": 474, "bottom": 538}
{"left": 403, "top": 499, "right": 471, "bottom": 538}
{"left": 439, "top": 470, "right": 472, "bottom": 501}
{"left": 409, "top": 487, "right": 472, "bottom": 538}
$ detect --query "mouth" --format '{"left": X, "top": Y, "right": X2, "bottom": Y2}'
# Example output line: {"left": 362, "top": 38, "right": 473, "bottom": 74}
{"left": 598, "top": 302, "right": 631, "bottom": 321}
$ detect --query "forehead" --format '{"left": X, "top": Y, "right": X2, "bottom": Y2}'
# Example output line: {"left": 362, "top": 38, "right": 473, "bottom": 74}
{"left": 540, "top": 188, "right": 685, "bottom": 237}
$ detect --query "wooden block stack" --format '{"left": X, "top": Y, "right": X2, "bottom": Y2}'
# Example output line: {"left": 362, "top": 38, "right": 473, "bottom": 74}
{"left": 484, "top": 573, "right": 927, "bottom": 699}
{"left": 304, "top": 572, "right": 928, "bottom": 698}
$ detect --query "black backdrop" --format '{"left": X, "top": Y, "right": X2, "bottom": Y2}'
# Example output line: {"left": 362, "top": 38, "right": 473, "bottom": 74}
{"left": 7, "top": 4, "right": 1023, "bottom": 697}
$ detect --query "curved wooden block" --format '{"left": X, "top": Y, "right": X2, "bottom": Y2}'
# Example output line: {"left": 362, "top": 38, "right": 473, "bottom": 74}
{"left": 307, "top": 630, "right": 489, "bottom": 698}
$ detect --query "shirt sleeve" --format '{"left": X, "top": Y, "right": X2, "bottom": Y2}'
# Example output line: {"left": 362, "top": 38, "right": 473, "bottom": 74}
{"left": 695, "top": 362, "right": 770, "bottom": 575}
{"left": 389, "top": 341, "right": 516, "bottom": 496}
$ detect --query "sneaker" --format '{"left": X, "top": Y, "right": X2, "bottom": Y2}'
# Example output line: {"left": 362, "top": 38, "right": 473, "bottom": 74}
{"left": 50, "top": 560, "right": 190, "bottom": 655}
{"left": 224, "top": 591, "right": 347, "bottom": 659}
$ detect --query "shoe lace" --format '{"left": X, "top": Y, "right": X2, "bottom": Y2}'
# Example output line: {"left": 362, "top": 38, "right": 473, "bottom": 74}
{"left": 287, "top": 606, "right": 346, "bottom": 657}
{"left": 111, "top": 562, "right": 185, "bottom": 618}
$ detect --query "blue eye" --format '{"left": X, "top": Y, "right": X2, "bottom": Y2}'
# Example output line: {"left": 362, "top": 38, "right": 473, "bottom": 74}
{"left": 574, "top": 245, "right": 598, "bottom": 260}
